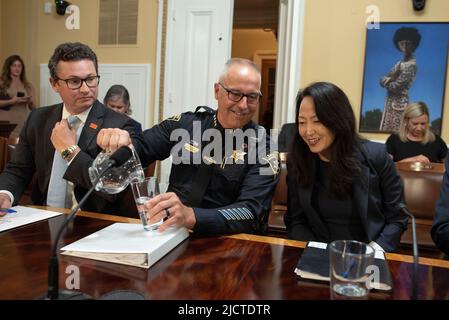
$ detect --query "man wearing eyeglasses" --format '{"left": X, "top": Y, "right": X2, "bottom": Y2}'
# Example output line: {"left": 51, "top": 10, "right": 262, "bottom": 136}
{"left": 97, "top": 58, "right": 279, "bottom": 235}
{"left": 0, "top": 42, "right": 140, "bottom": 216}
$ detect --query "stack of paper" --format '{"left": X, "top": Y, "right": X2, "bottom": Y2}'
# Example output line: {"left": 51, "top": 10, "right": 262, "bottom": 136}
{"left": 0, "top": 206, "right": 63, "bottom": 232}
{"left": 61, "top": 223, "right": 189, "bottom": 269}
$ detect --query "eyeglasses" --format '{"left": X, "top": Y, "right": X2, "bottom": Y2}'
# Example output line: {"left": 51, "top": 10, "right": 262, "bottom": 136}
{"left": 55, "top": 75, "right": 101, "bottom": 90}
{"left": 219, "top": 83, "right": 262, "bottom": 105}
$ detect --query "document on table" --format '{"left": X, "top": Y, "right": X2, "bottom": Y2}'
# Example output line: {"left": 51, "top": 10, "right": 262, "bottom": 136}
{"left": 61, "top": 223, "right": 190, "bottom": 269}
{"left": 0, "top": 206, "right": 63, "bottom": 232}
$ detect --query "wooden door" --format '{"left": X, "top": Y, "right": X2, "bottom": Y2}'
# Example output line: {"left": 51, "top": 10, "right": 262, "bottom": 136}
{"left": 259, "top": 59, "right": 276, "bottom": 129}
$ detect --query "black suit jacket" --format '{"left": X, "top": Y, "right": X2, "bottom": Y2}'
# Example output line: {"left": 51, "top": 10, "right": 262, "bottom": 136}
{"left": 0, "top": 100, "right": 139, "bottom": 216}
{"left": 284, "top": 140, "right": 408, "bottom": 252}
{"left": 278, "top": 123, "right": 296, "bottom": 153}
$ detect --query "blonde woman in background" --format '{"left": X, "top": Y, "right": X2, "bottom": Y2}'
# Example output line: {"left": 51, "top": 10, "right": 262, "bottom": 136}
{"left": 385, "top": 101, "right": 447, "bottom": 164}
{"left": 0, "top": 55, "right": 36, "bottom": 141}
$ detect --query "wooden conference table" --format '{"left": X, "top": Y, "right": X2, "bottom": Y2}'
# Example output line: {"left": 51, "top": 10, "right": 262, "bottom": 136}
{"left": 1, "top": 207, "right": 449, "bottom": 300}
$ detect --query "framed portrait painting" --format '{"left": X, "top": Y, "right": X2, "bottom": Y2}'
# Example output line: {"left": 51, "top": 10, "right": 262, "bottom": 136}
{"left": 359, "top": 22, "right": 449, "bottom": 134}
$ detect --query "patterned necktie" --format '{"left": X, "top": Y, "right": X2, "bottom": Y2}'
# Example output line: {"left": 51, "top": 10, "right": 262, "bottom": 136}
{"left": 46, "top": 115, "right": 82, "bottom": 208}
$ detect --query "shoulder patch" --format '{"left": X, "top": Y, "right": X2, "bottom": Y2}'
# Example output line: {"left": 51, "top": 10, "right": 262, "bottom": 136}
{"left": 166, "top": 114, "right": 182, "bottom": 122}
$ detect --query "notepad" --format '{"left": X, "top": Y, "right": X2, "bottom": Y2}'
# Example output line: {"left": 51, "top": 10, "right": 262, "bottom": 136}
{"left": 61, "top": 223, "right": 189, "bottom": 269}
{"left": 294, "top": 241, "right": 393, "bottom": 292}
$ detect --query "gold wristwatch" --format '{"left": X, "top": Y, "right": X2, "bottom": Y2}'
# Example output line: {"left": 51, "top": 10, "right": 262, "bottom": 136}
{"left": 61, "top": 144, "right": 79, "bottom": 161}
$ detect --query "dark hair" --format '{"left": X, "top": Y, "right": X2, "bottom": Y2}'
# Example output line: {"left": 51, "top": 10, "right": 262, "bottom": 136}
{"left": 393, "top": 27, "right": 421, "bottom": 52}
{"left": 290, "top": 82, "right": 360, "bottom": 196}
{"left": 103, "top": 84, "right": 132, "bottom": 115}
{"left": 48, "top": 42, "right": 98, "bottom": 79}
{"left": 0, "top": 55, "right": 31, "bottom": 90}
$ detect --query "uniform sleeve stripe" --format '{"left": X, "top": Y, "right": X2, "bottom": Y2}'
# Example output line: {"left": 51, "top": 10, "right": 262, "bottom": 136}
{"left": 236, "top": 208, "right": 251, "bottom": 219}
{"left": 224, "top": 209, "right": 237, "bottom": 220}
{"left": 219, "top": 209, "right": 232, "bottom": 220}
{"left": 227, "top": 209, "right": 239, "bottom": 220}
{"left": 242, "top": 207, "right": 254, "bottom": 219}
{"left": 220, "top": 208, "right": 254, "bottom": 220}
{"left": 236, "top": 209, "right": 247, "bottom": 220}
{"left": 228, "top": 208, "right": 242, "bottom": 220}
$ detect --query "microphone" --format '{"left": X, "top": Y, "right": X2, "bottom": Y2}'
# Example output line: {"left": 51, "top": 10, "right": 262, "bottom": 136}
{"left": 45, "top": 146, "right": 133, "bottom": 300}
{"left": 397, "top": 203, "right": 419, "bottom": 300}
{"left": 106, "top": 145, "right": 133, "bottom": 168}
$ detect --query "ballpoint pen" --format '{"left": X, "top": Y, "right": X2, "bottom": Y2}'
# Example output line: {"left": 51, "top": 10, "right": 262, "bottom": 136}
{"left": 0, "top": 208, "right": 17, "bottom": 217}
{"left": 342, "top": 258, "right": 357, "bottom": 278}
{"left": 0, "top": 208, "right": 17, "bottom": 214}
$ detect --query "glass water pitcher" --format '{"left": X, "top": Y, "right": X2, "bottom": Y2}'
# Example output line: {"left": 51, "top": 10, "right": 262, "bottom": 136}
{"left": 88, "top": 146, "right": 145, "bottom": 194}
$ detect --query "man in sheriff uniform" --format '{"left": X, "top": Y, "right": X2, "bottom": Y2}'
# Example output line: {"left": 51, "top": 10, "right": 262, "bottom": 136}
{"left": 97, "top": 58, "right": 279, "bottom": 235}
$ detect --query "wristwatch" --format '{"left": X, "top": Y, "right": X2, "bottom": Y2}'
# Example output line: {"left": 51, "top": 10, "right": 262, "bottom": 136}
{"left": 61, "top": 144, "right": 79, "bottom": 161}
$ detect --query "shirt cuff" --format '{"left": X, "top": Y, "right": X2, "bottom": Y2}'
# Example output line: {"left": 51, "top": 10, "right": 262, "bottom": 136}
{"left": 369, "top": 241, "right": 385, "bottom": 252}
{"left": 0, "top": 190, "right": 14, "bottom": 204}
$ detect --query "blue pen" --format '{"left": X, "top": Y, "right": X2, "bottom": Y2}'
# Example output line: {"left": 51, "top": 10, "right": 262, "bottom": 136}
{"left": 0, "top": 208, "right": 17, "bottom": 214}
{"left": 342, "top": 258, "right": 356, "bottom": 278}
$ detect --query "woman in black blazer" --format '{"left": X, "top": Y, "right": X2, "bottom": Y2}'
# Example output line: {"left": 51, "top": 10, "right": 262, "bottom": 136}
{"left": 284, "top": 82, "right": 408, "bottom": 252}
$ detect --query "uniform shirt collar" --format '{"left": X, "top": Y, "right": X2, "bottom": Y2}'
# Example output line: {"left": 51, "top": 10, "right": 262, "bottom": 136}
{"left": 214, "top": 112, "right": 254, "bottom": 132}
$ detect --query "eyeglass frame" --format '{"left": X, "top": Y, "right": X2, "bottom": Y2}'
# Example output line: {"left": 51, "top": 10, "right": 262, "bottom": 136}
{"left": 218, "top": 82, "right": 262, "bottom": 104}
{"left": 54, "top": 75, "right": 101, "bottom": 90}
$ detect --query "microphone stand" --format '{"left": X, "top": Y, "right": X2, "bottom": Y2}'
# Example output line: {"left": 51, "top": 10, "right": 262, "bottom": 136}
{"left": 399, "top": 204, "right": 419, "bottom": 300}
{"left": 408, "top": 212, "right": 419, "bottom": 300}
{"left": 45, "top": 162, "right": 114, "bottom": 300}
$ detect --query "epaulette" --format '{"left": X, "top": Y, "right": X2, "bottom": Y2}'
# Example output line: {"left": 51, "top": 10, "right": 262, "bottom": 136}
{"left": 165, "top": 106, "right": 215, "bottom": 122}
{"left": 194, "top": 106, "right": 216, "bottom": 114}
{"left": 165, "top": 114, "right": 182, "bottom": 121}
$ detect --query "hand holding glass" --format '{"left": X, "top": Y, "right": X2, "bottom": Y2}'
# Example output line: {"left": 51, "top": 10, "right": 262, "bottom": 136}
{"left": 131, "top": 177, "right": 163, "bottom": 231}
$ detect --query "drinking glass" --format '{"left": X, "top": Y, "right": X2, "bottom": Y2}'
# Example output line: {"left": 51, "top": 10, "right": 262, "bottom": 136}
{"left": 130, "top": 177, "right": 163, "bottom": 231}
{"left": 329, "top": 240, "right": 375, "bottom": 299}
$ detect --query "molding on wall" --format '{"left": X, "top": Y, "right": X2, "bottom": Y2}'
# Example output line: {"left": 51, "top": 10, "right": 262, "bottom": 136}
{"left": 253, "top": 50, "right": 277, "bottom": 69}
{"left": 153, "top": 0, "right": 164, "bottom": 127}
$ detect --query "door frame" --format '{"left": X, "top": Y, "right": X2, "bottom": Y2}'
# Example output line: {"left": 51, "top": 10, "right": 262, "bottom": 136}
{"left": 153, "top": 0, "right": 234, "bottom": 186}
{"left": 153, "top": 0, "right": 164, "bottom": 126}
{"left": 253, "top": 50, "right": 277, "bottom": 69}
{"left": 253, "top": 50, "right": 277, "bottom": 123}
{"left": 156, "top": 0, "right": 305, "bottom": 128}
{"left": 258, "top": 58, "right": 277, "bottom": 128}
{"left": 273, "top": 0, "right": 306, "bottom": 128}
